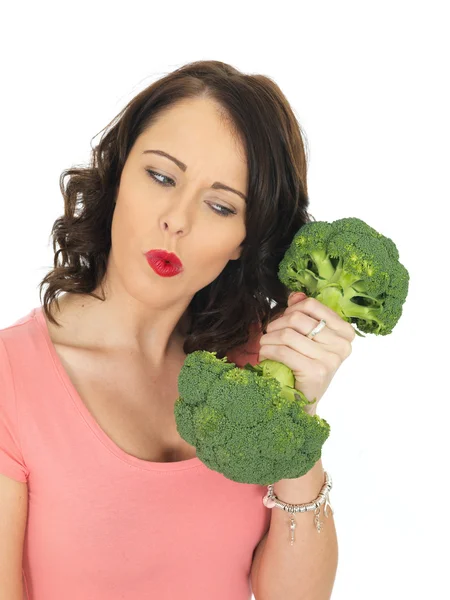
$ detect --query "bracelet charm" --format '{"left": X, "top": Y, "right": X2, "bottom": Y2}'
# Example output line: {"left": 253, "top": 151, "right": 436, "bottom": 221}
{"left": 289, "top": 515, "right": 296, "bottom": 545}
{"left": 314, "top": 506, "right": 323, "bottom": 533}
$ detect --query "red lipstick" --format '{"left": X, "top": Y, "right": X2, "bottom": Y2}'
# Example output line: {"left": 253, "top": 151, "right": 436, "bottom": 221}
{"left": 145, "top": 249, "right": 183, "bottom": 277}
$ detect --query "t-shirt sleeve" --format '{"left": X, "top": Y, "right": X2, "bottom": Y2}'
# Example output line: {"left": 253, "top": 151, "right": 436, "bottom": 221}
{"left": 0, "top": 337, "right": 29, "bottom": 483}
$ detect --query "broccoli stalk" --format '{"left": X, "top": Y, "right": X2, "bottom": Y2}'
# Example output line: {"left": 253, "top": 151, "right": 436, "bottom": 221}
{"left": 310, "top": 258, "right": 384, "bottom": 329}
{"left": 246, "top": 357, "right": 316, "bottom": 411}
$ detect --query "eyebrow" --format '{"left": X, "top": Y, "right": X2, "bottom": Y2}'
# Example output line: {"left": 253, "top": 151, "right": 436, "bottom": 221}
{"left": 142, "top": 149, "right": 247, "bottom": 201}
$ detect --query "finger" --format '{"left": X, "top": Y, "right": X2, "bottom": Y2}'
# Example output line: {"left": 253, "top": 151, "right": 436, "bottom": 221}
{"left": 258, "top": 341, "right": 319, "bottom": 379}
{"left": 265, "top": 313, "right": 352, "bottom": 359}
{"left": 266, "top": 312, "right": 334, "bottom": 345}
{"left": 283, "top": 296, "right": 356, "bottom": 342}
{"left": 260, "top": 327, "right": 331, "bottom": 361}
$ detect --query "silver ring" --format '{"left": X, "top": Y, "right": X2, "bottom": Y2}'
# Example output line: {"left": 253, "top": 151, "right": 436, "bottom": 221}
{"left": 307, "top": 318, "right": 326, "bottom": 340}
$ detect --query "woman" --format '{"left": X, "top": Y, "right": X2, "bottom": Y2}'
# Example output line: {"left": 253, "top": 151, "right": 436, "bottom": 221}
{"left": 0, "top": 60, "right": 341, "bottom": 599}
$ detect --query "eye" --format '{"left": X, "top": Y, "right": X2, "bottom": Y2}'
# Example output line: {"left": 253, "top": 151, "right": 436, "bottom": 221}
{"left": 146, "top": 169, "right": 175, "bottom": 187}
{"left": 209, "top": 203, "right": 236, "bottom": 218}
{"left": 145, "top": 169, "right": 236, "bottom": 218}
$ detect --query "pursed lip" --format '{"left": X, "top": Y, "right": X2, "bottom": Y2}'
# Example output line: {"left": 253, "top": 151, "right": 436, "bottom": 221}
{"left": 144, "top": 249, "right": 183, "bottom": 270}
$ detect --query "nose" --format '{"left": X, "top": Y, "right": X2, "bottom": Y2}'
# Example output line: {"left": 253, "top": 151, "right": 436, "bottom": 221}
{"left": 162, "top": 220, "right": 183, "bottom": 235}
{"left": 160, "top": 199, "right": 191, "bottom": 236}
{"left": 159, "top": 185, "right": 200, "bottom": 237}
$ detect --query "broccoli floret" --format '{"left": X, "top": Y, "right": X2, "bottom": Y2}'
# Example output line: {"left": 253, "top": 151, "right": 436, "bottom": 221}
{"left": 278, "top": 217, "right": 409, "bottom": 335}
{"left": 174, "top": 350, "right": 330, "bottom": 485}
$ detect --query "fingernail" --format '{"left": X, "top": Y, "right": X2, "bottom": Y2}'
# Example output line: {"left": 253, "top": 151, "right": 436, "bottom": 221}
{"left": 289, "top": 292, "right": 307, "bottom": 301}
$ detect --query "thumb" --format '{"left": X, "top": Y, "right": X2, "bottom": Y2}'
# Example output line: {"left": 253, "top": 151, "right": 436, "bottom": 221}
{"left": 288, "top": 291, "right": 307, "bottom": 306}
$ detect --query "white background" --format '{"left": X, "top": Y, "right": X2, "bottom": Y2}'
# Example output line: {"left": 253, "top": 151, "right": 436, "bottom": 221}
{"left": 1, "top": 1, "right": 448, "bottom": 598}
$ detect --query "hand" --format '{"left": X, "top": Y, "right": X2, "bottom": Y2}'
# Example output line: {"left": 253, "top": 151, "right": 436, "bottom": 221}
{"left": 258, "top": 292, "right": 356, "bottom": 414}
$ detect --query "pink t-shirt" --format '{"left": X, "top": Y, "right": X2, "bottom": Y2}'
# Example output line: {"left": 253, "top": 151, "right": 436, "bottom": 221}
{"left": 0, "top": 306, "right": 271, "bottom": 600}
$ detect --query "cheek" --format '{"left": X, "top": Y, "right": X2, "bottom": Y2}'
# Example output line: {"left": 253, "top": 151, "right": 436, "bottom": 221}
{"left": 110, "top": 203, "right": 148, "bottom": 283}
{"left": 112, "top": 193, "right": 141, "bottom": 239}
{"left": 196, "top": 230, "right": 241, "bottom": 265}
{"left": 187, "top": 236, "right": 242, "bottom": 286}
{"left": 192, "top": 244, "right": 228, "bottom": 279}
{"left": 122, "top": 193, "right": 150, "bottom": 237}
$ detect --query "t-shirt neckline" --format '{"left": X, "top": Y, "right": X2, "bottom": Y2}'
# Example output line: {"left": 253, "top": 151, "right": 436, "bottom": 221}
{"left": 32, "top": 305, "right": 203, "bottom": 472}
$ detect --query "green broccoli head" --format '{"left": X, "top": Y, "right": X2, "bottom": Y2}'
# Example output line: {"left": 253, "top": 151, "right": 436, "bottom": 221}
{"left": 278, "top": 217, "right": 409, "bottom": 335}
{"left": 174, "top": 350, "right": 330, "bottom": 485}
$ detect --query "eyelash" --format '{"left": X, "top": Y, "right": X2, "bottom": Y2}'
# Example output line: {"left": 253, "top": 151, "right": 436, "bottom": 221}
{"left": 145, "top": 169, "right": 236, "bottom": 218}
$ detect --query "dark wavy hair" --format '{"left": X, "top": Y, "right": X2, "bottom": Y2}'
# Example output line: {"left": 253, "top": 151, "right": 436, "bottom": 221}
{"left": 38, "top": 60, "right": 314, "bottom": 358}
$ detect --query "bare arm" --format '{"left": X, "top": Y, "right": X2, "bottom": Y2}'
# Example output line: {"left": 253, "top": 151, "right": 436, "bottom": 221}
{"left": 252, "top": 458, "right": 338, "bottom": 600}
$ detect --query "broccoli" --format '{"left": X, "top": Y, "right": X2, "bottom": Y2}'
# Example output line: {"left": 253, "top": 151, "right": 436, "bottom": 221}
{"left": 277, "top": 217, "right": 410, "bottom": 336}
{"left": 174, "top": 350, "right": 330, "bottom": 485}
{"left": 174, "top": 216, "right": 409, "bottom": 485}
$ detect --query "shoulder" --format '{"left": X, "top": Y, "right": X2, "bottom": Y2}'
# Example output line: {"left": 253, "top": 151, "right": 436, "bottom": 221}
{"left": 0, "top": 307, "right": 45, "bottom": 380}
{"left": 226, "top": 321, "right": 264, "bottom": 368}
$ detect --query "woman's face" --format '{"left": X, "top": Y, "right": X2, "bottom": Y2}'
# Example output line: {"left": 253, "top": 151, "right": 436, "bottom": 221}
{"left": 110, "top": 97, "right": 248, "bottom": 308}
